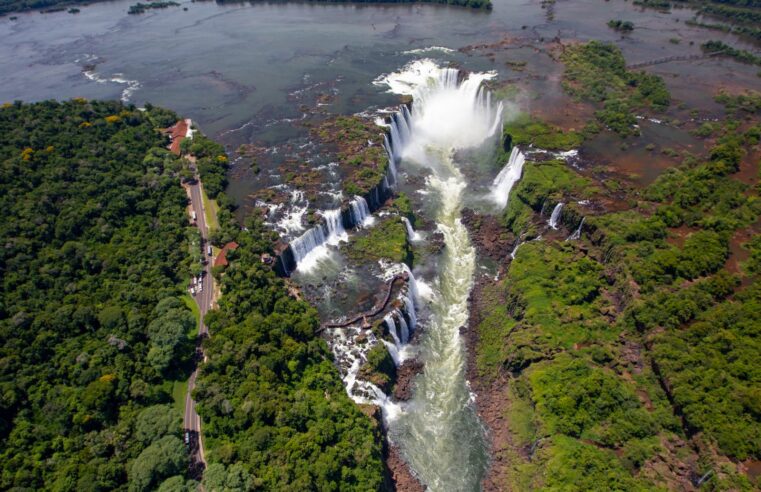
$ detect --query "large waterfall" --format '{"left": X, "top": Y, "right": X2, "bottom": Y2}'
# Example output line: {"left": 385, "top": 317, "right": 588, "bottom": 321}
{"left": 373, "top": 58, "right": 502, "bottom": 491}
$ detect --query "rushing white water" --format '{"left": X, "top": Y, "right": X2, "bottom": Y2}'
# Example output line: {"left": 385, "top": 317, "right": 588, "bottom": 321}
{"left": 510, "top": 240, "right": 522, "bottom": 259}
{"left": 376, "top": 59, "right": 499, "bottom": 491}
{"left": 548, "top": 202, "right": 564, "bottom": 230}
{"left": 401, "top": 217, "right": 422, "bottom": 242}
{"left": 349, "top": 195, "right": 375, "bottom": 227}
{"left": 290, "top": 208, "right": 347, "bottom": 272}
{"left": 566, "top": 217, "right": 586, "bottom": 241}
{"left": 83, "top": 70, "right": 140, "bottom": 103}
{"left": 491, "top": 146, "right": 525, "bottom": 208}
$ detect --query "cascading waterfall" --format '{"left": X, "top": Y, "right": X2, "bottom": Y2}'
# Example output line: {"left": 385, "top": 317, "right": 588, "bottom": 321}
{"left": 289, "top": 208, "right": 347, "bottom": 272}
{"left": 401, "top": 217, "right": 422, "bottom": 242}
{"left": 383, "top": 340, "right": 401, "bottom": 366}
{"left": 566, "top": 216, "right": 586, "bottom": 241}
{"left": 510, "top": 240, "right": 522, "bottom": 259}
{"left": 398, "top": 312, "right": 410, "bottom": 344}
{"left": 548, "top": 202, "right": 564, "bottom": 230}
{"left": 490, "top": 146, "right": 525, "bottom": 208}
{"left": 350, "top": 195, "right": 375, "bottom": 227}
{"left": 374, "top": 58, "right": 501, "bottom": 491}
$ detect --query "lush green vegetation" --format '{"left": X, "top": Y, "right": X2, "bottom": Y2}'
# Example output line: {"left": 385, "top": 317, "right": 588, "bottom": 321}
{"left": 607, "top": 19, "right": 635, "bottom": 32}
{"left": 478, "top": 78, "right": 760, "bottom": 487}
{"left": 501, "top": 156, "right": 595, "bottom": 236}
{"left": 652, "top": 284, "right": 761, "bottom": 460}
{"left": 699, "top": 2, "right": 761, "bottom": 24}
{"left": 315, "top": 116, "right": 389, "bottom": 197}
{"left": 503, "top": 113, "right": 584, "bottom": 151}
{"left": 702, "top": 40, "right": 761, "bottom": 66}
{"left": 127, "top": 1, "right": 179, "bottom": 14}
{"left": 0, "top": 100, "right": 199, "bottom": 490}
{"left": 561, "top": 41, "right": 670, "bottom": 136}
{"left": 194, "top": 213, "right": 385, "bottom": 490}
{"left": 182, "top": 134, "right": 229, "bottom": 199}
{"left": 343, "top": 216, "right": 411, "bottom": 264}
{"left": 686, "top": 18, "right": 761, "bottom": 43}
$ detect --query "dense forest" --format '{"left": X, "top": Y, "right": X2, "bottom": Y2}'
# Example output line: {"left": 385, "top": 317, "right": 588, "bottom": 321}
{"left": 472, "top": 41, "right": 761, "bottom": 490}
{"left": 0, "top": 100, "right": 201, "bottom": 490}
{"left": 193, "top": 211, "right": 386, "bottom": 490}
{"left": 0, "top": 99, "right": 389, "bottom": 491}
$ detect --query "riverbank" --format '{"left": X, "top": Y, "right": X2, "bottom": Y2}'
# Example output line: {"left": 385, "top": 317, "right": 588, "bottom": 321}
{"left": 462, "top": 80, "right": 760, "bottom": 490}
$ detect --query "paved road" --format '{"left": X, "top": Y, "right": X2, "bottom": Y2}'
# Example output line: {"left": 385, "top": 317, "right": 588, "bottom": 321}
{"left": 184, "top": 173, "right": 213, "bottom": 472}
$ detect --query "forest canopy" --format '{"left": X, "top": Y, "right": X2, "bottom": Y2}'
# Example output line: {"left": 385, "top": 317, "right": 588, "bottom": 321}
{"left": 0, "top": 99, "right": 196, "bottom": 490}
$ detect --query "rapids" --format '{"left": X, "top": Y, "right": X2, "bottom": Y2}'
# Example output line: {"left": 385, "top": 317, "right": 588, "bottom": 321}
{"left": 375, "top": 59, "right": 503, "bottom": 491}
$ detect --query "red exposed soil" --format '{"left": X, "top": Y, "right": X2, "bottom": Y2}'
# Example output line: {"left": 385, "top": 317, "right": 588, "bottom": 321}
{"left": 393, "top": 359, "right": 424, "bottom": 401}
{"left": 461, "top": 209, "right": 515, "bottom": 262}
{"left": 387, "top": 444, "right": 426, "bottom": 492}
{"left": 462, "top": 274, "right": 517, "bottom": 491}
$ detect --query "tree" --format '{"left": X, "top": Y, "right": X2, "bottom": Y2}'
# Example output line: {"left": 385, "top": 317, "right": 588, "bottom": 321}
{"left": 134, "top": 404, "right": 181, "bottom": 446}
{"left": 129, "top": 435, "right": 187, "bottom": 492}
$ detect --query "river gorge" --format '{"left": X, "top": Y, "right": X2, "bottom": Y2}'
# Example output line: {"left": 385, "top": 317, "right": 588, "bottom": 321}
{"left": 2, "top": 0, "right": 760, "bottom": 488}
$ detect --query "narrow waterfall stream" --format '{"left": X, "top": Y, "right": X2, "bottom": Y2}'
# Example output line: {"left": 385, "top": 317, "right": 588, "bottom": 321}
{"left": 376, "top": 60, "right": 503, "bottom": 491}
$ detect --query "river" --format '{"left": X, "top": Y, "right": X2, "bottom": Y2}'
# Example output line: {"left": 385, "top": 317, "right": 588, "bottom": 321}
{"left": 3, "top": 0, "right": 760, "bottom": 489}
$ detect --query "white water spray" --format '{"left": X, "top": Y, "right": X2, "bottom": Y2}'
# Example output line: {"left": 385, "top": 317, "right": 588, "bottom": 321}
{"left": 566, "top": 217, "right": 586, "bottom": 241}
{"left": 289, "top": 209, "right": 347, "bottom": 272}
{"left": 548, "top": 202, "right": 564, "bottom": 230}
{"left": 349, "top": 195, "right": 375, "bottom": 227}
{"left": 375, "top": 59, "right": 498, "bottom": 491}
{"left": 491, "top": 146, "right": 525, "bottom": 209}
{"left": 401, "top": 217, "right": 422, "bottom": 242}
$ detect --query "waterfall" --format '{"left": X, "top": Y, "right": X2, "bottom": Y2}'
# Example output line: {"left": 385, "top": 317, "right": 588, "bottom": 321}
{"left": 402, "top": 263, "right": 420, "bottom": 307}
{"left": 350, "top": 195, "right": 375, "bottom": 228}
{"left": 548, "top": 202, "right": 564, "bottom": 230}
{"left": 490, "top": 147, "right": 525, "bottom": 209}
{"left": 398, "top": 312, "right": 410, "bottom": 344}
{"left": 566, "top": 217, "right": 585, "bottom": 241}
{"left": 328, "top": 327, "right": 401, "bottom": 424}
{"left": 383, "top": 340, "right": 401, "bottom": 366}
{"left": 289, "top": 208, "right": 347, "bottom": 272}
{"left": 374, "top": 58, "right": 495, "bottom": 490}
{"left": 401, "top": 217, "right": 422, "bottom": 242}
{"left": 403, "top": 296, "right": 417, "bottom": 331}
{"left": 385, "top": 313, "right": 401, "bottom": 346}
{"left": 510, "top": 240, "right": 521, "bottom": 259}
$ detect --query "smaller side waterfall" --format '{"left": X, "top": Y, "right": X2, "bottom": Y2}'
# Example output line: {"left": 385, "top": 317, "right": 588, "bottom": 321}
{"left": 510, "top": 240, "right": 521, "bottom": 259}
{"left": 383, "top": 340, "right": 401, "bottom": 366}
{"left": 403, "top": 296, "right": 417, "bottom": 330}
{"left": 402, "top": 264, "right": 420, "bottom": 307}
{"left": 350, "top": 196, "right": 375, "bottom": 228}
{"left": 566, "top": 217, "right": 585, "bottom": 241}
{"left": 548, "top": 202, "right": 564, "bottom": 230}
{"left": 385, "top": 312, "right": 401, "bottom": 346}
{"left": 288, "top": 208, "right": 347, "bottom": 271}
{"left": 398, "top": 314, "right": 410, "bottom": 344}
{"left": 401, "top": 217, "right": 422, "bottom": 242}
{"left": 491, "top": 147, "right": 525, "bottom": 209}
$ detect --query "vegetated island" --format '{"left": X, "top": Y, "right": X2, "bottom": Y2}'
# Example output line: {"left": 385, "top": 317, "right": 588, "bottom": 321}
{"left": 0, "top": 99, "right": 386, "bottom": 490}
{"left": 128, "top": 1, "right": 179, "bottom": 14}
